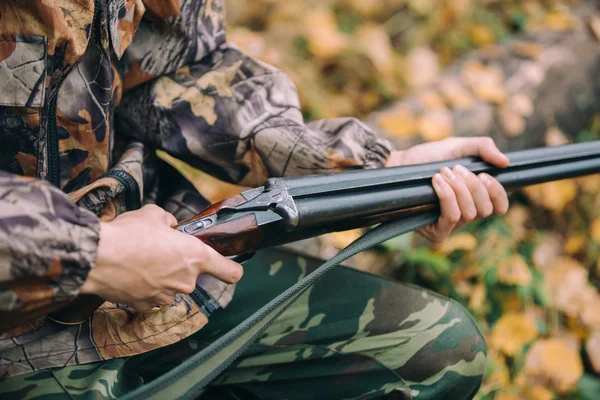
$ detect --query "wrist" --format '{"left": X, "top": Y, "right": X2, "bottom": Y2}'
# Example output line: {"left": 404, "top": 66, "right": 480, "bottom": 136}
{"left": 385, "top": 150, "right": 406, "bottom": 168}
{"left": 80, "top": 222, "right": 114, "bottom": 295}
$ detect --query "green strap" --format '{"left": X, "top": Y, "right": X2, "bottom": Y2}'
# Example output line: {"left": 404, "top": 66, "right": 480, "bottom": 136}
{"left": 122, "top": 210, "right": 440, "bottom": 400}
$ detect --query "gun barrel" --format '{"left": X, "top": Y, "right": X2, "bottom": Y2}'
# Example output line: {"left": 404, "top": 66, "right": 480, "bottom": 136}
{"left": 293, "top": 147, "right": 600, "bottom": 229}
{"left": 284, "top": 141, "right": 600, "bottom": 198}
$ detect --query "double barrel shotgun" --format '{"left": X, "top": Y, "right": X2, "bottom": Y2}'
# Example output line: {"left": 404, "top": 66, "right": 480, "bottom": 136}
{"left": 4, "top": 140, "right": 600, "bottom": 332}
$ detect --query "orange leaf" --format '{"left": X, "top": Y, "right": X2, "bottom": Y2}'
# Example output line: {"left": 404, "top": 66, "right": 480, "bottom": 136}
{"left": 417, "top": 108, "right": 453, "bottom": 141}
{"left": 522, "top": 338, "right": 583, "bottom": 394}
{"left": 490, "top": 312, "right": 538, "bottom": 357}
{"left": 522, "top": 180, "right": 577, "bottom": 212}
{"left": 436, "top": 232, "right": 477, "bottom": 254}
{"left": 439, "top": 78, "right": 474, "bottom": 110}
{"left": 497, "top": 255, "right": 532, "bottom": 286}
{"left": 405, "top": 47, "right": 440, "bottom": 89}
{"left": 564, "top": 233, "right": 587, "bottom": 255}
{"left": 376, "top": 106, "right": 417, "bottom": 139}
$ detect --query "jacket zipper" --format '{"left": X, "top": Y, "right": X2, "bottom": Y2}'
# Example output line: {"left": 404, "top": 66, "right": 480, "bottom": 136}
{"left": 103, "top": 169, "right": 141, "bottom": 211}
{"left": 47, "top": 0, "right": 100, "bottom": 187}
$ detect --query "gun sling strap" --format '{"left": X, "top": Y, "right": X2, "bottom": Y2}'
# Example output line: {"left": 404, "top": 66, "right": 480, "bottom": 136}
{"left": 122, "top": 210, "right": 440, "bottom": 400}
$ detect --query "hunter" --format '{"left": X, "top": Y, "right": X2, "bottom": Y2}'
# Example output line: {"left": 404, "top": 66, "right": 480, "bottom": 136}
{"left": 0, "top": 1, "right": 510, "bottom": 399}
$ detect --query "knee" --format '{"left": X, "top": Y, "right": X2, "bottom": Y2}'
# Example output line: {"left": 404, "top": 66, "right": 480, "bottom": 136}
{"left": 393, "top": 299, "right": 487, "bottom": 400}
{"left": 440, "top": 300, "right": 487, "bottom": 398}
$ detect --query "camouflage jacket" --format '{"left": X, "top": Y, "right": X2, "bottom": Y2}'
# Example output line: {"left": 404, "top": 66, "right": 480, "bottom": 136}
{"left": 0, "top": 0, "right": 393, "bottom": 377}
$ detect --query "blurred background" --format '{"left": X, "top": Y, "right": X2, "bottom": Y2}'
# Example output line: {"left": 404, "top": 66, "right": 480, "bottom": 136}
{"left": 164, "top": 1, "right": 600, "bottom": 398}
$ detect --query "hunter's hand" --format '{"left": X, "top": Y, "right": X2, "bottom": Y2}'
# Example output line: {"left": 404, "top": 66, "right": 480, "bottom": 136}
{"left": 386, "top": 137, "right": 510, "bottom": 243}
{"left": 80, "top": 204, "right": 243, "bottom": 311}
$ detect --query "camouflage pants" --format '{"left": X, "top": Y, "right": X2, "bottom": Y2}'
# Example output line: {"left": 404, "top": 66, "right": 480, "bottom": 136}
{"left": 0, "top": 248, "right": 487, "bottom": 400}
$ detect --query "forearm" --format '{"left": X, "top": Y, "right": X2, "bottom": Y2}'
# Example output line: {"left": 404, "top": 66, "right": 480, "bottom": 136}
{"left": 0, "top": 172, "right": 100, "bottom": 312}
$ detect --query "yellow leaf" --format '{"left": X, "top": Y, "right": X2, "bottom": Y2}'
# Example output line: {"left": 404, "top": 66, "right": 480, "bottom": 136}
{"left": 376, "top": 106, "right": 417, "bottom": 139}
{"left": 356, "top": 24, "right": 395, "bottom": 76}
{"left": 498, "top": 255, "right": 532, "bottom": 286}
{"left": 344, "top": 0, "right": 382, "bottom": 18}
{"left": 327, "top": 230, "right": 362, "bottom": 249}
{"left": 417, "top": 109, "right": 453, "bottom": 141}
{"left": 359, "top": 90, "right": 381, "bottom": 111}
{"left": 439, "top": 78, "right": 474, "bottom": 110}
{"left": 512, "top": 40, "right": 543, "bottom": 59}
{"left": 522, "top": 338, "right": 583, "bottom": 394}
{"left": 418, "top": 90, "right": 446, "bottom": 110}
{"left": 473, "top": 84, "right": 507, "bottom": 105}
{"left": 544, "top": 257, "right": 590, "bottom": 316}
{"left": 499, "top": 291, "right": 526, "bottom": 313}
{"left": 545, "top": 126, "right": 569, "bottom": 147}
{"left": 404, "top": 47, "right": 440, "bottom": 89}
{"left": 462, "top": 62, "right": 507, "bottom": 104}
{"left": 470, "top": 23, "right": 495, "bottom": 47}
{"left": 496, "top": 392, "right": 522, "bottom": 400}
{"left": 437, "top": 232, "right": 477, "bottom": 254}
{"left": 564, "top": 233, "right": 587, "bottom": 255}
{"left": 489, "top": 312, "right": 538, "bottom": 357}
{"left": 303, "top": 9, "right": 347, "bottom": 59}
{"left": 408, "top": 0, "right": 436, "bottom": 16}
{"left": 469, "top": 283, "right": 487, "bottom": 314}
{"left": 545, "top": 11, "right": 577, "bottom": 32}
{"left": 522, "top": 180, "right": 577, "bottom": 212}
{"left": 525, "top": 385, "right": 554, "bottom": 400}
{"left": 591, "top": 218, "right": 600, "bottom": 244}
{"left": 498, "top": 105, "right": 526, "bottom": 137}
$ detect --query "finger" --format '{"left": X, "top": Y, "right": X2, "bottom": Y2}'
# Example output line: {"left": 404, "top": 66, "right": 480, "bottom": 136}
{"left": 448, "top": 137, "right": 510, "bottom": 167}
{"left": 440, "top": 167, "right": 477, "bottom": 223}
{"left": 453, "top": 165, "right": 493, "bottom": 219}
{"left": 184, "top": 236, "right": 244, "bottom": 284}
{"left": 430, "top": 173, "right": 461, "bottom": 242}
{"left": 154, "top": 292, "right": 176, "bottom": 306}
{"left": 140, "top": 204, "right": 177, "bottom": 226}
{"left": 164, "top": 211, "right": 178, "bottom": 227}
{"left": 479, "top": 173, "right": 509, "bottom": 215}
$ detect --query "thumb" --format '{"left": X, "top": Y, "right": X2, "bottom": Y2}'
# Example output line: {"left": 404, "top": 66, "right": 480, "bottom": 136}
{"left": 451, "top": 137, "right": 510, "bottom": 168}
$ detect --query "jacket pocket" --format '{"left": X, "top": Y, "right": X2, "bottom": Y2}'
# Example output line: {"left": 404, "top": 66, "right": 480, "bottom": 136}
{"left": 0, "top": 35, "right": 46, "bottom": 107}
{"left": 68, "top": 142, "right": 144, "bottom": 220}
{"left": 0, "top": 35, "right": 47, "bottom": 177}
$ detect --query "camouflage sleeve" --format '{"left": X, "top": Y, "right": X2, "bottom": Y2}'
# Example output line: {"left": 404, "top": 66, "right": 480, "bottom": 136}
{"left": 0, "top": 171, "right": 100, "bottom": 311}
{"left": 115, "top": 0, "right": 394, "bottom": 187}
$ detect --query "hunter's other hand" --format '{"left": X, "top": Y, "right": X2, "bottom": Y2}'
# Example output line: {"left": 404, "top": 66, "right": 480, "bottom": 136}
{"left": 385, "top": 137, "right": 510, "bottom": 243}
{"left": 80, "top": 204, "right": 243, "bottom": 311}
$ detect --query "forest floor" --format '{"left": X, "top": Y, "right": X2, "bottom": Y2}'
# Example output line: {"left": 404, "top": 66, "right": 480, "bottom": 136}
{"left": 166, "top": 1, "right": 600, "bottom": 398}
